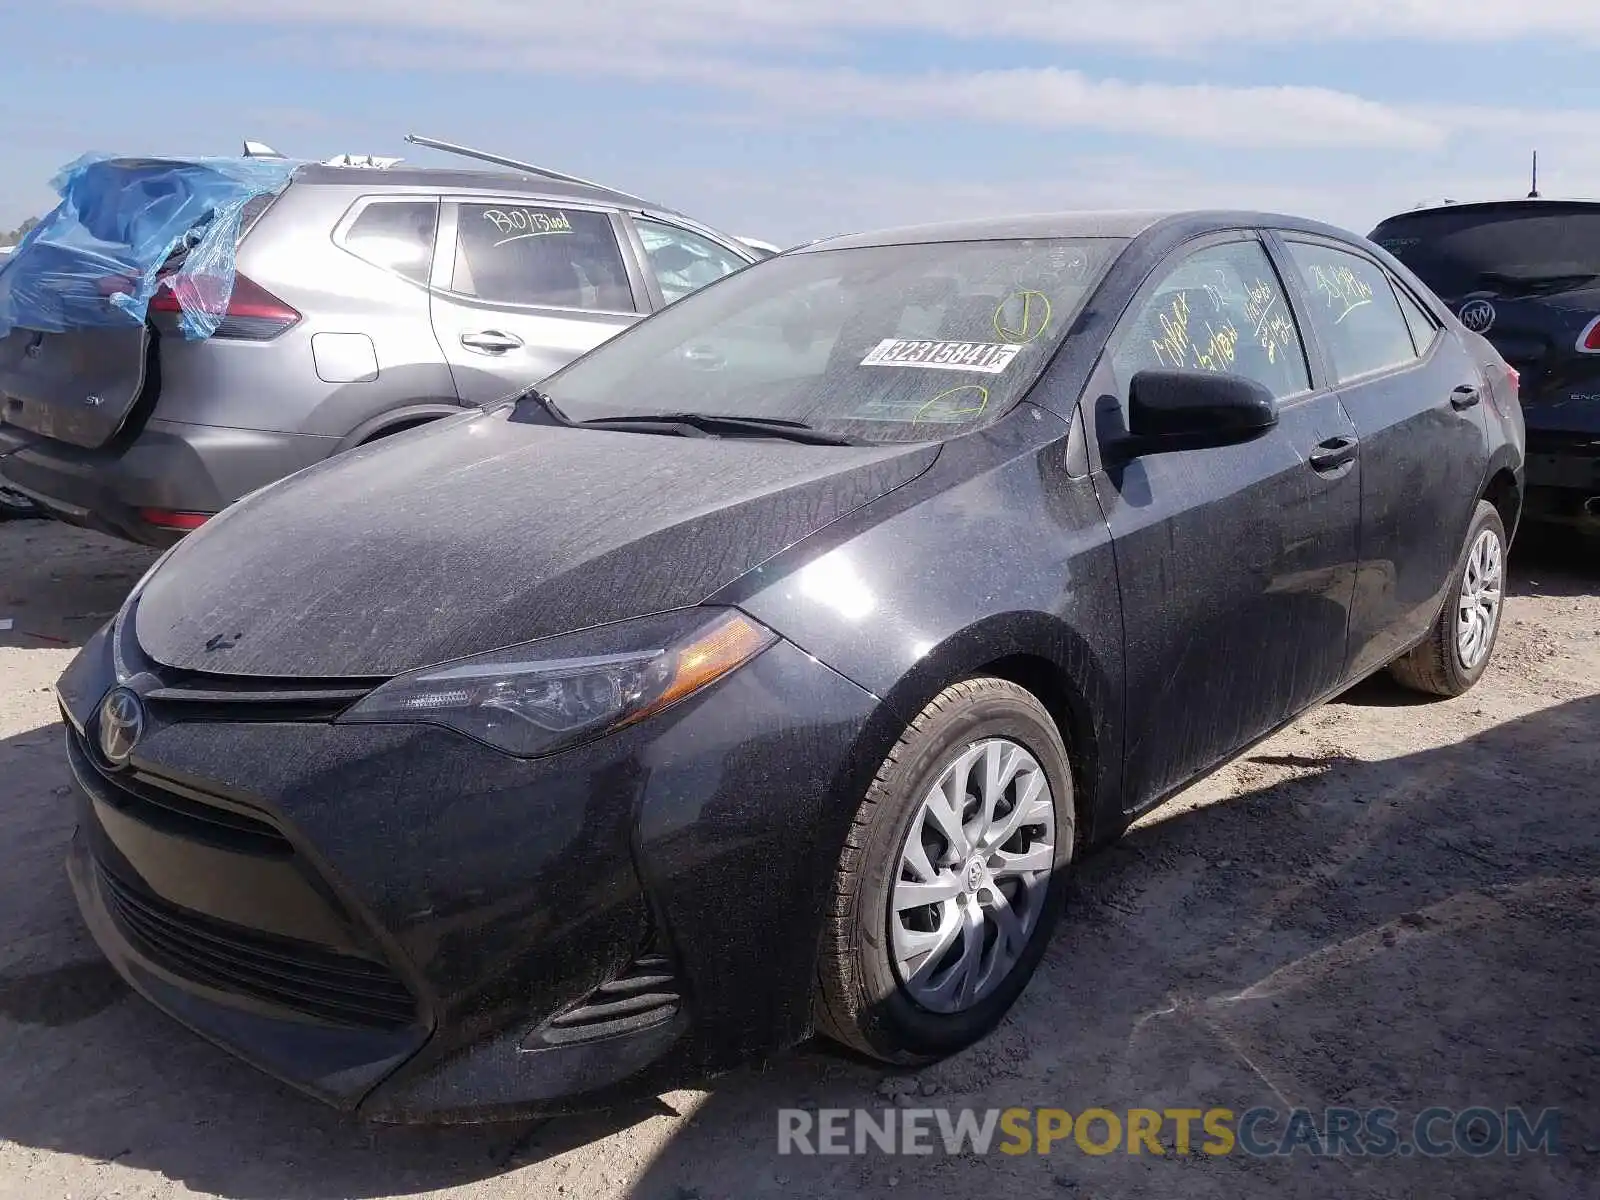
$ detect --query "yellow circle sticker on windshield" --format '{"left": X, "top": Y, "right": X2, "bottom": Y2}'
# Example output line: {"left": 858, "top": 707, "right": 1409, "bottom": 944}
{"left": 993, "top": 291, "right": 1053, "bottom": 344}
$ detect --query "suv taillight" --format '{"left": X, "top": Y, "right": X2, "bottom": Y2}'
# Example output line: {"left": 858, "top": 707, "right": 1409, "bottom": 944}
{"left": 148, "top": 273, "right": 300, "bottom": 341}
{"left": 1577, "top": 315, "right": 1600, "bottom": 354}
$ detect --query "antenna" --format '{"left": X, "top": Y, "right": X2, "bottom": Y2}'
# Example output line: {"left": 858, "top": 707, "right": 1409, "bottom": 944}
{"left": 243, "top": 140, "right": 285, "bottom": 159}
{"left": 1529, "top": 150, "right": 1540, "bottom": 199}
{"left": 404, "top": 133, "right": 647, "bottom": 203}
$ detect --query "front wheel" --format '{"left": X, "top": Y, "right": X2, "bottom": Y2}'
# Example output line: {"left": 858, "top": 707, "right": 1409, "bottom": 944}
{"left": 814, "top": 677, "right": 1074, "bottom": 1064}
{"left": 1389, "top": 499, "right": 1508, "bottom": 697}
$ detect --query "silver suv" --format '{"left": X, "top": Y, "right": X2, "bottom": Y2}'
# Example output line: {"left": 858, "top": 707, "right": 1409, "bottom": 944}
{"left": 0, "top": 152, "right": 757, "bottom": 545}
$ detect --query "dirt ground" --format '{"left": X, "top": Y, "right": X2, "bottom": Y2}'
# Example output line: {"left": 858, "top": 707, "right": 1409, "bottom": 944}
{"left": 0, "top": 517, "right": 1596, "bottom": 1200}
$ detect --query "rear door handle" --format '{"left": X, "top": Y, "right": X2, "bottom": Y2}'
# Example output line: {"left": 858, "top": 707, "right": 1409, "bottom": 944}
{"left": 1451, "top": 385, "right": 1481, "bottom": 411}
{"left": 1308, "top": 436, "right": 1358, "bottom": 473}
{"left": 460, "top": 330, "right": 524, "bottom": 354}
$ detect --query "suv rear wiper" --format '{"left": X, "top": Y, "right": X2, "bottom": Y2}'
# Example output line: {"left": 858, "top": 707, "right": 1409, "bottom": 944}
{"left": 1475, "top": 270, "right": 1600, "bottom": 297}
{"left": 574, "top": 412, "right": 863, "bottom": 446}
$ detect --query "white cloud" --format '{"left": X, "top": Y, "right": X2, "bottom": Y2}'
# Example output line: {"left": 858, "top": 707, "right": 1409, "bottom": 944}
{"left": 36, "top": 0, "right": 1600, "bottom": 237}
{"left": 246, "top": 34, "right": 1444, "bottom": 151}
{"left": 673, "top": 157, "right": 1531, "bottom": 245}
{"left": 70, "top": 0, "right": 1600, "bottom": 52}
{"left": 64, "top": 0, "right": 1600, "bottom": 154}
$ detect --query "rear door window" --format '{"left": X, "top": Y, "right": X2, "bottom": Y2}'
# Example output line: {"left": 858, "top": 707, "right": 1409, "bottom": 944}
{"left": 633, "top": 218, "right": 749, "bottom": 304}
{"left": 340, "top": 199, "right": 438, "bottom": 284}
{"left": 1112, "top": 238, "right": 1312, "bottom": 400}
{"left": 1283, "top": 242, "right": 1419, "bottom": 383}
{"left": 450, "top": 203, "right": 636, "bottom": 312}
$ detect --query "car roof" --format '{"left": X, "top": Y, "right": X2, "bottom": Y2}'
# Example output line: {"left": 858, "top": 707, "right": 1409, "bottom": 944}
{"left": 800, "top": 209, "right": 1366, "bottom": 251}
{"left": 291, "top": 162, "right": 680, "bottom": 216}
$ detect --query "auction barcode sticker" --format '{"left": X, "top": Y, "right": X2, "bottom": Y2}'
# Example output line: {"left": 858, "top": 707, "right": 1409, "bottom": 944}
{"left": 860, "top": 338, "right": 1024, "bottom": 374}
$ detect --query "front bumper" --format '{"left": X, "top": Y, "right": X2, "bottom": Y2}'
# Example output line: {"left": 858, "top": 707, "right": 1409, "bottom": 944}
{"left": 57, "top": 614, "right": 880, "bottom": 1122}
{"left": 0, "top": 418, "right": 336, "bottom": 547}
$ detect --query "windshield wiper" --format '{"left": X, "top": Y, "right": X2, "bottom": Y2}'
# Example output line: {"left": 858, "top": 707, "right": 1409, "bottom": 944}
{"left": 1476, "top": 270, "right": 1600, "bottom": 297}
{"left": 574, "top": 412, "right": 863, "bottom": 446}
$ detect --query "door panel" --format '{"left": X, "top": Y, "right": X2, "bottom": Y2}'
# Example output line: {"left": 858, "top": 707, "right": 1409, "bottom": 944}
{"left": 1279, "top": 238, "right": 1491, "bottom": 678}
{"left": 1095, "top": 394, "right": 1360, "bottom": 808}
{"left": 1093, "top": 235, "right": 1361, "bottom": 812}
{"left": 429, "top": 200, "right": 642, "bottom": 404}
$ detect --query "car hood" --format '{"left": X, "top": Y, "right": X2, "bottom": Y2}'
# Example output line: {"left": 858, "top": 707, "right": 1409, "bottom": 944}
{"left": 133, "top": 410, "right": 938, "bottom": 678}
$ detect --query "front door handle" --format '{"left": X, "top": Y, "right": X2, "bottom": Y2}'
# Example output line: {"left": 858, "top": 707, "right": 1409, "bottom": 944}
{"left": 1308, "top": 435, "right": 1358, "bottom": 473}
{"left": 460, "top": 330, "right": 524, "bottom": 355}
{"left": 1451, "top": 385, "right": 1481, "bottom": 411}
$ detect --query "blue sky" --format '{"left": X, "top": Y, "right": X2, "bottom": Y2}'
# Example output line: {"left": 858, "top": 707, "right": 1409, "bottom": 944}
{"left": 5, "top": 1, "right": 1600, "bottom": 244}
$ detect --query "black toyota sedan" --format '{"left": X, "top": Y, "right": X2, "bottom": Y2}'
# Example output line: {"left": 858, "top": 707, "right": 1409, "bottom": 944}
{"left": 56, "top": 210, "right": 1524, "bottom": 1123}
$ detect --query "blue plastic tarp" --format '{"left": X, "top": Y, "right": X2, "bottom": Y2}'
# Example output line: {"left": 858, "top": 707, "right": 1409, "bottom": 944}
{"left": 0, "top": 152, "right": 298, "bottom": 341}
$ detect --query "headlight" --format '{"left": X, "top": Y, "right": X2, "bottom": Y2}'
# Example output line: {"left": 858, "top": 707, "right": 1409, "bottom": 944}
{"left": 337, "top": 607, "right": 777, "bottom": 757}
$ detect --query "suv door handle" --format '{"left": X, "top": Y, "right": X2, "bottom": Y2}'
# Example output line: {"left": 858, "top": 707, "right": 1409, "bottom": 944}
{"left": 1308, "top": 436, "right": 1358, "bottom": 473}
{"left": 1451, "top": 385, "right": 1481, "bottom": 410}
{"left": 460, "top": 330, "right": 524, "bottom": 354}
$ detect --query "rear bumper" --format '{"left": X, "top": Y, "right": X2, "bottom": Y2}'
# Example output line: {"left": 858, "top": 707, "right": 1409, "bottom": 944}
{"left": 0, "top": 419, "right": 336, "bottom": 546}
{"left": 1520, "top": 405, "right": 1600, "bottom": 529}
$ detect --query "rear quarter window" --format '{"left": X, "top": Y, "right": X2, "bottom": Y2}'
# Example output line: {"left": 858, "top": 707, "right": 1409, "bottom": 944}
{"left": 341, "top": 199, "right": 439, "bottom": 284}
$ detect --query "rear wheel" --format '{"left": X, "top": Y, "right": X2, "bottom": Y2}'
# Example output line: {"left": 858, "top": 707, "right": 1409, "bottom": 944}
{"left": 815, "top": 677, "right": 1074, "bottom": 1063}
{"left": 1389, "top": 500, "right": 1507, "bottom": 697}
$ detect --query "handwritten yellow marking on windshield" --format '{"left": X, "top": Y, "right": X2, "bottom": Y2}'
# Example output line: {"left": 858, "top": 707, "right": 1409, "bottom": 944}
{"left": 914, "top": 384, "right": 990, "bottom": 423}
{"left": 994, "top": 291, "right": 1053, "bottom": 343}
{"left": 1307, "top": 263, "right": 1373, "bottom": 325}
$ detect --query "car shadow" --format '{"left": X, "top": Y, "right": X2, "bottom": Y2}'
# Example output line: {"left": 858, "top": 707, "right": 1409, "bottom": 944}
{"left": 1, "top": 689, "right": 1595, "bottom": 1198}
{"left": 1511, "top": 523, "right": 1600, "bottom": 596}
{"left": 607, "top": 691, "right": 1600, "bottom": 1200}
{"left": 0, "top": 520, "right": 156, "bottom": 650}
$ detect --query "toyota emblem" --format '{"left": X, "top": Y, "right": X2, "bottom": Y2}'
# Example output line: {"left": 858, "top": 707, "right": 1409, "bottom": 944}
{"left": 97, "top": 687, "right": 146, "bottom": 766}
{"left": 1459, "top": 299, "right": 1496, "bottom": 334}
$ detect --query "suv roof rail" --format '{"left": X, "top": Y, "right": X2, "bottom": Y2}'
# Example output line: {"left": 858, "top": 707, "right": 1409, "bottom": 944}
{"left": 403, "top": 133, "right": 650, "bottom": 204}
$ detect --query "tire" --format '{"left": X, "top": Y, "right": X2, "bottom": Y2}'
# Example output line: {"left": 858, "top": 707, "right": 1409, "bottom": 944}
{"left": 1389, "top": 499, "right": 1508, "bottom": 697}
{"left": 0, "top": 486, "right": 41, "bottom": 521}
{"left": 815, "top": 677, "right": 1074, "bottom": 1064}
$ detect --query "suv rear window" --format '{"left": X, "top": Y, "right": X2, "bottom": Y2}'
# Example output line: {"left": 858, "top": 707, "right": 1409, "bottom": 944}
{"left": 451, "top": 203, "right": 635, "bottom": 312}
{"left": 1371, "top": 204, "right": 1600, "bottom": 299}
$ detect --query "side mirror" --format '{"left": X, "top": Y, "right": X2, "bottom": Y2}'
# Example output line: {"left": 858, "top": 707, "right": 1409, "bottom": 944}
{"left": 1123, "top": 369, "right": 1279, "bottom": 456}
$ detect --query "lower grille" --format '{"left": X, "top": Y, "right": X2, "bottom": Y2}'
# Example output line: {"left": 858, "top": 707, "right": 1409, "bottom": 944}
{"left": 538, "top": 953, "right": 681, "bottom": 1046}
{"left": 98, "top": 866, "right": 416, "bottom": 1030}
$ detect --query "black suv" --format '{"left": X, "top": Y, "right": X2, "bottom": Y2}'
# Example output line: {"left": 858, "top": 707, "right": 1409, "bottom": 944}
{"left": 1371, "top": 199, "right": 1600, "bottom": 536}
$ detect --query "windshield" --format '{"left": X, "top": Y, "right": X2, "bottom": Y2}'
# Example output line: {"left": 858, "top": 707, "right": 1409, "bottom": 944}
{"left": 533, "top": 237, "right": 1123, "bottom": 444}
{"left": 1371, "top": 205, "right": 1600, "bottom": 299}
